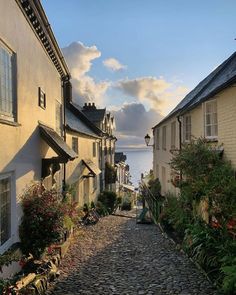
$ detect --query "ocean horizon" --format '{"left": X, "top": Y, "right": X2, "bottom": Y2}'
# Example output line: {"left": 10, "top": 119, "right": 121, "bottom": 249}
{"left": 116, "top": 148, "right": 153, "bottom": 188}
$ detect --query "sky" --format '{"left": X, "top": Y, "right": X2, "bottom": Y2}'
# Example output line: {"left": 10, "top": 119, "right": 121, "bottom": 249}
{"left": 42, "top": 0, "right": 236, "bottom": 148}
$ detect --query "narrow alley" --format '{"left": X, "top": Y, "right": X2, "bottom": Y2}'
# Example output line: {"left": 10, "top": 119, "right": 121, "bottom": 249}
{"left": 46, "top": 213, "right": 217, "bottom": 295}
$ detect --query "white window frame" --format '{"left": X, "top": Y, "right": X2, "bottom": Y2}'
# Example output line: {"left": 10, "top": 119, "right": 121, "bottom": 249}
{"left": 183, "top": 115, "right": 191, "bottom": 142}
{"left": 0, "top": 41, "right": 16, "bottom": 122}
{"left": 0, "top": 173, "right": 11, "bottom": 247}
{"left": 204, "top": 99, "right": 218, "bottom": 139}
{"left": 171, "top": 121, "right": 176, "bottom": 149}
{"left": 162, "top": 126, "right": 167, "bottom": 150}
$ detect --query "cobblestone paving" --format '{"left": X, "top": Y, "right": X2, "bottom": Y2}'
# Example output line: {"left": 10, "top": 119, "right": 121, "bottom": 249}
{"left": 47, "top": 213, "right": 217, "bottom": 295}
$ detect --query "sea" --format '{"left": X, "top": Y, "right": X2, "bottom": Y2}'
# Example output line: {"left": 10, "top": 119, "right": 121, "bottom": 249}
{"left": 116, "top": 148, "right": 153, "bottom": 188}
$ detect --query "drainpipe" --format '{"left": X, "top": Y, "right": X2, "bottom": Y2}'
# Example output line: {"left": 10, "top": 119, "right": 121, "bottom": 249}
{"left": 177, "top": 115, "right": 183, "bottom": 181}
{"left": 62, "top": 76, "right": 70, "bottom": 193}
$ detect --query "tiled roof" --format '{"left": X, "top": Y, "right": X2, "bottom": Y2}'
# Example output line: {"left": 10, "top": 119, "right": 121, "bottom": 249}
{"left": 153, "top": 51, "right": 236, "bottom": 128}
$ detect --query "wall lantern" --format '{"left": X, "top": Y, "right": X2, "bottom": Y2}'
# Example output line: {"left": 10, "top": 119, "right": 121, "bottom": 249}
{"left": 144, "top": 133, "right": 153, "bottom": 146}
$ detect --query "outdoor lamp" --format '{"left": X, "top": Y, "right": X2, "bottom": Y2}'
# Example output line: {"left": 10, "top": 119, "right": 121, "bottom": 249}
{"left": 144, "top": 133, "right": 153, "bottom": 146}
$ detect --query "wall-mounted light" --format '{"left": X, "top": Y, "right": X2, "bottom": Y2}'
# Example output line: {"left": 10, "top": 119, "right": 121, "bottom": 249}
{"left": 144, "top": 133, "right": 153, "bottom": 146}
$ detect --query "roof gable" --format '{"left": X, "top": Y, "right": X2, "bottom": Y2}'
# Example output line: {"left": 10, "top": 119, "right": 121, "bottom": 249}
{"left": 153, "top": 51, "right": 236, "bottom": 128}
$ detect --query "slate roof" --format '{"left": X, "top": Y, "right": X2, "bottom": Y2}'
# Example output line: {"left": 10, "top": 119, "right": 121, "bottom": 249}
{"left": 153, "top": 51, "right": 236, "bottom": 129}
{"left": 67, "top": 102, "right": 104, "bottom": 137}
{"left": 82, "top": 108, "right": 106, "bottom": 123}
{"left": 115, "top": 152, "right": 127, "bottom": 163}
{"left": 66, "top": 108, "right": 100, "bottom": 138}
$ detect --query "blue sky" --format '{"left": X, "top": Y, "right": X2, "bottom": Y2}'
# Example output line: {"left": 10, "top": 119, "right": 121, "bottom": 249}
{"left": 42, "top": 0, "right": 236, "bottom": 147}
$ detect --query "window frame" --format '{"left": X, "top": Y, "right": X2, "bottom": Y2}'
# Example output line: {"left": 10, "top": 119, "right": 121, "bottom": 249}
{"left": 183, "top": 115, "right": 191, "bottom": 142}
{"left": 93, "top": 142, "right": 96, "bottom": 157}
{"left": 72, "top": 137, "right": 78, "bottom": 154}
{"left": 38, "top": 87, "right": 46, "bottom": 109}
{"left": 0, "top": 173, "right": 11, "bottom": 247}
{"left": 162, "top": 126, "right": 167, "bottom": 150}
{"left": 171, "top": 121, "right": 176, "bottom": 149}
{"left": 55, "top": 100, "right": 62, "bottom": 135}
{"left": 0, "top": 40, "right": 17, "bottom": 122}
{"left": 204, "top": 99, "right": 218, "bottom": 139}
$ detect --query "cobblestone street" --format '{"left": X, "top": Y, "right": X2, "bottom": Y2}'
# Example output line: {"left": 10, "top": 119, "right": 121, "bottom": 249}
{"left": 47, "top": 212, "right": 217, "bottom": 295}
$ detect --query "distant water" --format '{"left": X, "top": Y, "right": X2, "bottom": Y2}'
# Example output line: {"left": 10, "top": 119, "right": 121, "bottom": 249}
{"left": 117, "top": 148, "right": 153, "bottom": 188}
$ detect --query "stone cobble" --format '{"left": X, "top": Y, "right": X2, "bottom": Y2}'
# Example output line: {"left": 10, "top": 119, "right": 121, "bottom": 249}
{"left": 46, "top": 212, "right": 217, "bottom": 295}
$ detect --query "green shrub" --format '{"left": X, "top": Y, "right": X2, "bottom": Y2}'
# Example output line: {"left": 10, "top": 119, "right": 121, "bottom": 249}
{"left": 98, "top": 191, "right": 117, "bottom": 214}
{"left": 95, "top": 201, "right": 109, "bottom": 216}
{"left": 19, "top": 183, "right": 64, "bottom": 258}
{"left": 160, "top": 194, "right": 193, "bottom": 238}
{"left": 121, "top": 201, "right": 131, "bottom": 211}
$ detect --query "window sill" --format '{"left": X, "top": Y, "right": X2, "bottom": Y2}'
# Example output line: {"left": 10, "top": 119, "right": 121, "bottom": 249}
{"left": 0, "top": 118, "right": 21, "bottom": 127}
{"left": 205, "top": 137, "right": 218, "bottom": 143}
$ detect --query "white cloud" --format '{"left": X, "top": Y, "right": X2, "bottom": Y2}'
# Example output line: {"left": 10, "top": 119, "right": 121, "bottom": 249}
{"left": 117, "top": 77, "right": 188, "bottom": 115}
{"left": 103, "top": 58, "right": 127, "bottom": 71}
{"left": 111, "top": 102, "right": 163, "bottom": 148}
{"left": 62, "top": 41, "right": 101, "bottom": 78}
{"left": 62, "top": 41, "right": 108, "bottom": 106}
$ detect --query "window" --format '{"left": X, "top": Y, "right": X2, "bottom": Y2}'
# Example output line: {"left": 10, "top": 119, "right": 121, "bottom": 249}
{"left": 93, "top": 176, "right": 97, "bottom": 191}
{"left": 0, "top": 42, "right": 16, "bottom": 121}
{"left": 162, "top": 126, "right": 166, "bottom": 150}
{"left": 183, "top": 115, "right": 191, "bottom": 142}
{"left": 72, "top": 137, "right": 78, "bottom": 153}
{"left": 171, "top": 121, "right": 176, "bottom": 149}
{"left": 93, "top": 142, "right": 96, "bottom": 157}
{"left": 38, "top": 87, "right": 46, "bottom": 109}
{"left": 156, "top": 164, "right": 159, "bottom": 179}
{"left": 205, "top": 100, "right": 218, "bottom": 138}
{"left": 161, "top": 166, "right": 166, "bottom": 193}
{"left": 0, "top": 174, "right": 11, "bottom": 246}
{"left": 55, "top": 101, "right": 62, "bottom": 135}
{"left": 156, "top": 128, "right": 160, "bottom": 150}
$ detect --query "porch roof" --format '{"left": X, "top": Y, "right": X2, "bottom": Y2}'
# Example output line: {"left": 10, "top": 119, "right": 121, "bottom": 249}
{"left": 39, "top": 123, "right": 77, "bottom": 162}
{"left": 82, "top": 159, "right": 101, "bottom": 176}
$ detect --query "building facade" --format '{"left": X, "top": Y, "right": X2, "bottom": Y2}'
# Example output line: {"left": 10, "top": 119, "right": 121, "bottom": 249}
{"left": 153, "top": 52, "right": 236, "bottom": 196}
{"left": 0, "top": 0, "right": 78, "bottom": 255}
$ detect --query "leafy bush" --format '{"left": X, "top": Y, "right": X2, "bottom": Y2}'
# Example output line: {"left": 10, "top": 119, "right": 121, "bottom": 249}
{"left": 105, "top": 162, "right": 117, "bottom": 185}
{"left": 95, "top": 201, "right": 109, "bottom": 216}
{"left": 121, "top": 201, "right": 132, "bottom": 211}
{"left": 19, "top": 183, "right": 64, "bottom": 258}
{"left": 98, "top": 191, "right": 117, "bottom": 214}
{"left": 160, "top": 194, "right": 193, "bottom": 238}
{"left": 148, "top": 175, "right": 161, "bottom": 197}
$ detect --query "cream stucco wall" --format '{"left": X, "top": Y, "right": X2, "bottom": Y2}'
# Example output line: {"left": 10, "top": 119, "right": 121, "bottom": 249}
{"left": 66, "top": 132, "right": 101, "bottom": 207}
{"left": 153, "top": 83, "right": 236, "bottom": 197}
{"left": 186, "top": 84, "right": 236, "bottom": 167}
{"left": 153, "top": 117, "right": 180, "bottom": 196}
{"left": 0, "top": 0, "right": 63, "bottom": 253}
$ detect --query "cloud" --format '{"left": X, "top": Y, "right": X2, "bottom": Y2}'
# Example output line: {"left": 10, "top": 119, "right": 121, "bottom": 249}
{"left": 62, "top": 41, "right": 108, "bottom": 106}
{"left": 62, "top": 41, "right": 101, "bottom": 78}
{"left": 103, "top": 58, "right": 127, "bottom": 71}
{"left": 111, "top": 102, "right": 163, "bottom": 148}
{"left": 116, "top": 77, "right": 188, "bottom": 115}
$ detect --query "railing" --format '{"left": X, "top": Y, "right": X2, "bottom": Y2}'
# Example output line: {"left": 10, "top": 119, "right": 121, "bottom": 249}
{"left": 140, "top": 179, "right": 163, "bottom": 224}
